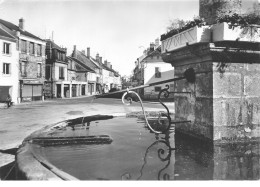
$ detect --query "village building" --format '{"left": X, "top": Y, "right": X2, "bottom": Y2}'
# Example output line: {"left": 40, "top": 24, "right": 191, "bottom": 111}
{"left": 66, "top": 56, "right": 94, "bottom": 97}
{"left": 44, "top": 39, "right": 68, "bottom": 98}
{"left": 132, "top": 39, "right": 174, "bottom": 99}
{"left": 0, "top": 18, "right": 46, "bottom": 102}
{"left": 71, "top": 45, "right": 102, "bottom": 95}
{"left": 100, "top": 59, "right": 121, "bottom": 92}
{"left": 141, "top": 44, "right": 174, "bottom": 99}
{"left": 0, "top": 27, "right": 19, "bottom": 104}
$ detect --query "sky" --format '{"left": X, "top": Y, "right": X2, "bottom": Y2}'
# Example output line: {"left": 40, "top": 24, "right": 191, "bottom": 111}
{"left": 0, "top": 0, "right": 257, "bottom": 76}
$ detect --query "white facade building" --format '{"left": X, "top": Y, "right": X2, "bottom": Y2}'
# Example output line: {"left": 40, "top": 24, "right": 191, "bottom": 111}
{"left": 0, "top": 28, "right": 19, "bottom": 104}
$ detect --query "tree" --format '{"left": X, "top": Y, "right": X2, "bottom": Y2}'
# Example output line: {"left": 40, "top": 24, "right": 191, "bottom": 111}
{"left": 166, "top": 18, "right": 187, "bottom": 32}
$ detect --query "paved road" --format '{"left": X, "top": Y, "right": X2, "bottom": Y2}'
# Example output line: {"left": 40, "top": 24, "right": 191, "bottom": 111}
{"left": 0, "top": 96, "right": 174, "bottom": 167}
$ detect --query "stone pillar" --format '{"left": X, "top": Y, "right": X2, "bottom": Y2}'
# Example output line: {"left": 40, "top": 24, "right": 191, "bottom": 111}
{"left": 85, "top": 83, "right": 88, "bottom": 95}
{"left": 93, "top": 83, "right": 96, "bottom": 95}
{"left": 75, "top": 84, "right": 78, "bottom": 97}
{"left": 162, "top": 42, "right": 260, "bottom": 144}
{"left": 79, "top": 84, "right": 82, "bottom": 96}
{"left": 61, "top": 83, "right": 64, "bottom": 98}
{"left": 69, "top": 83, "right": 72, "bottom": 98}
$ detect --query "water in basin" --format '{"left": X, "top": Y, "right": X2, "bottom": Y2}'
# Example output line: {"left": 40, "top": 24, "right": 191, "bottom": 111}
{"left": 34, "top": 117, "right": 260, "bottom": 180}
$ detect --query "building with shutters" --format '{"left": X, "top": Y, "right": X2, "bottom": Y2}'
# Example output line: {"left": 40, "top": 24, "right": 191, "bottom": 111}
{"left": 71, "top": 45, "right": 102, "bottom": 95}
{"left": 132, "top": 39, "right": 175, "bottom": 99}
{"left": 66, "top": 55, "right": 95, "bottom": 98}
{"left": 0, "top": 18, "right": 46, "bottom": 102}
{"left": 44, "top": 39, "right": 68, "bottom": 98}
{"left": 0, "top": 27, "right": 19, "bottom": 104}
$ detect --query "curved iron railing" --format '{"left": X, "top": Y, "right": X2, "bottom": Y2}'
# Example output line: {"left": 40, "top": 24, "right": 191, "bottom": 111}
{"left": 122, "top": 86, "right": 172, "bottom": 134}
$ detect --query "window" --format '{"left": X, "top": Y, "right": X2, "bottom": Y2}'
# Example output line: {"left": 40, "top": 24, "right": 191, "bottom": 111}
{"left": 36, "top": 44, "right": 41, "bottom": 56}
{"left": 21, "top": 40, "right": 27, "bottom": 53}
{"left": 20, "top": 61, "right": 26, "bottom": 77}
{"left": 37, "top": 63, "right": 41, "bottom": 78}
{"left": 3, "top": 63, "right": 10, "bottom": 74}
{"left": 3, "top": 42, "right": 11, "bottom": 55}
{"left": 46, "top": 66, "right": 51, "bottom": 79}
{"left": 59, "top": 67, "right": 64, "bottom": 79}
{"left": 155, "top": 67, "right": 161, "bottom": 78}
{"left": 29, "top": 42, "right": 34, "bottom": 55}
{"left": 154, "top": 86, "right": 161, "bottom": 92}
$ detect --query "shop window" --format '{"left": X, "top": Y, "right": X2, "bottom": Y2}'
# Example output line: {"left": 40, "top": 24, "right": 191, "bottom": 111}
{"left": 3, "top": 42, "right": 11, "bottom": 55}
{"left": 3, "top": 63, "right": 10, "bottom": 74}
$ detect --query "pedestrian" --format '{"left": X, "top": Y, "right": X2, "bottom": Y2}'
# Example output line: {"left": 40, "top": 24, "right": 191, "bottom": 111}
{"left": 6, "top": 94, "right": 12, "bottom": 108}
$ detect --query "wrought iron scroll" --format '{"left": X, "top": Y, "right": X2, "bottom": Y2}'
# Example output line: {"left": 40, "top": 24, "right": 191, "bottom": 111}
{"left": 137, "top": 138, "right": 175, "bottom": 180}
{"left": 122, "top": 87, "right": 172, "bottom": 134}
{"left": 157, "top": 85, "right": 172, "bottom": 133}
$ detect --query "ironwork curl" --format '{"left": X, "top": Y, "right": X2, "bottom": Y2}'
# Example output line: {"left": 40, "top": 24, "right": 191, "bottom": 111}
{"left": 122, "top": 88, "right": 164, "bottom": 134}
{"left": 157, "top": 85, "right": 172, "bottom": 132}
{"left": 137, "top": 138, "right": 174, "bottom": 180}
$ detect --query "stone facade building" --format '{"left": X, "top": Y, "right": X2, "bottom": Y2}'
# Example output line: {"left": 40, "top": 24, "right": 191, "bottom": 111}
{"left": 71, "top": 45, "right": 101, "bottom": 95}
{"left": 141, "top": 44, "right": 175, "bottom": 99}
{"left": 0, "top": 18, "right": 46, "bottom": 102}
{"left": 66, "top": 55, "right": 93, "bottom": 98}
{"left": 45, "top": 39, "right": 68, "bottom": 98}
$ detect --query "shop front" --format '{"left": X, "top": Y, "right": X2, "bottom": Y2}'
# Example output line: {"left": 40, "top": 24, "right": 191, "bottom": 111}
{"left": 20, "top": 80, "right": 44, "bottom": 102}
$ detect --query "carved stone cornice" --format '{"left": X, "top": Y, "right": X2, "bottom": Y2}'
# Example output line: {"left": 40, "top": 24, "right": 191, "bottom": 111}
{"left": 162, "top": 41, "right": 260, "bottom": 67}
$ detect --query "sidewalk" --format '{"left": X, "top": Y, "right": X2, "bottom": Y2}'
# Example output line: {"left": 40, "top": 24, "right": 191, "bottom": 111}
{"left": 0, "top": 97, "right": 174, "bottom": 168}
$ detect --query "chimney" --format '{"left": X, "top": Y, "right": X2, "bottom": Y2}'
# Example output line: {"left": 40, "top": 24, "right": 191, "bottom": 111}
{"left": 19, "top": 18, "right": 24, "bottom": 30}
{"left": 72, "top": 45, "right": 77, "bottom": 58}
{"left": 107, "top": 62, "right": 111, "bottom": 68}
{"left": 87, "top": 47, "right": 90, "bottom": 58}
{"left": 99, "top": 56, "right": 102, "bottom": 64}
{"left": 155, "top": 38, "right": 159, "bottom": 48}
{"left": 96, "top": 53, "right": 99, "bottom": 62}
{"left": 150, "top": 43, "right": 155, "bottom": 51}
{"left": 82, "top": 50, "right": 85, "bottom": 55}
{"left": 110, "top": 65, "right": 112, "bottom": 69}
{"left": 104, "top": 60, "right": 108, "bottom": 66}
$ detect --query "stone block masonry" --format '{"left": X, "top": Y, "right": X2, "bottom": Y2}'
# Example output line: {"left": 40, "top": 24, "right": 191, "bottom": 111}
{"left": 162, "top": 41, "right": 260, "bottom": 144}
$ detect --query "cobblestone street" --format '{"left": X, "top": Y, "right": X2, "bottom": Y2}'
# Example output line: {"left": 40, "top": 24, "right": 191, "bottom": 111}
{"left": 0, "top": 96, "right": 174, "bottom": 167}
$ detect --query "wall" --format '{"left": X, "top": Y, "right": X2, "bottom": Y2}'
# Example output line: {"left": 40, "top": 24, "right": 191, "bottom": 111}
{"left": 0, "top": 39, "right": 19, "bottom": 103}
{"left": 174, "top": 62, "right": 213, "bottom": 140}
{"left": 54, "top": 63, "right": 67, "bottom": 81}
{"left": 213, "top": 62, "right": 260, "bottom": 142}
{"left": 102, "top": 69, "right": 114, "bottom": 90}
{"left": 172, "top": 47, "right": 260, "bottom": 143}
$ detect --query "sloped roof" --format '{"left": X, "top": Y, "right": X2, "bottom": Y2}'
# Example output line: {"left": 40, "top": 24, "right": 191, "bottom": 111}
{"left": 142, "top": 46, "right": 162, "bottom": 62}
{"left": 45, "top": 39, "right": 66, "bottom": 52}
{"left": 67, "top": 56, "right": 95, "bottom": 73}
{"left": 0, "top": 27, "right": 16, "bottom": 41}
{"left": 74, "top": 50, "right": 100, "bottom": 70}
{"left": 0, "top": 19, "right": 43, "bottom": 41}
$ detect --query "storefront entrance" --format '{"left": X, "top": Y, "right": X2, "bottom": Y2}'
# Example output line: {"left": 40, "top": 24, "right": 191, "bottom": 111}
{"left": 21, "top": 84, "right": 43, "bottom": 102}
